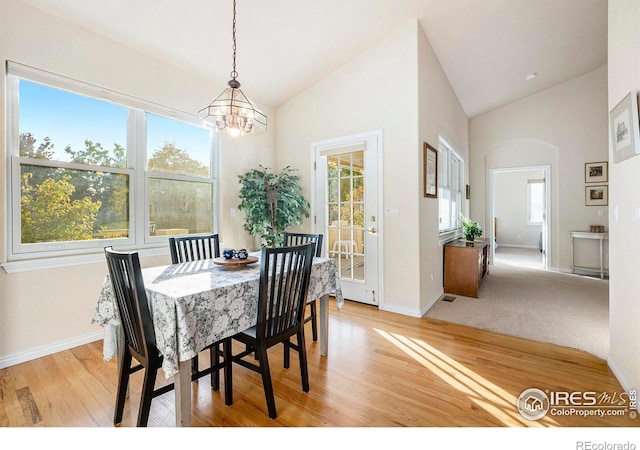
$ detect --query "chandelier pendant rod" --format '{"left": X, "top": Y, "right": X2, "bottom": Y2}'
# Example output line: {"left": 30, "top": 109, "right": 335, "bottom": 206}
{"left": 198, "top": 0, "right": 267, "bottom": 136}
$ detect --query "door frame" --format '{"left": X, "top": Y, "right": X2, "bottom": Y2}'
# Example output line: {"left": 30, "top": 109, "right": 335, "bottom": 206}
{"left": 489, "top": 164, "right": 551, "bottom": 270}
{"left": 310, "top": 129, "right": 384, "bottom": 307}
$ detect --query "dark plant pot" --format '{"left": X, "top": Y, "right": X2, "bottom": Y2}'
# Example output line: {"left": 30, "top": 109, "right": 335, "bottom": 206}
{"left": 465, "top": 233, "right": 475, "bottom": 241}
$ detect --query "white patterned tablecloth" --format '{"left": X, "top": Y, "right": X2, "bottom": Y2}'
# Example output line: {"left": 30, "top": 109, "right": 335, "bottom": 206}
{"left": 92, "top": 255, "right": 343, "bottom": 378}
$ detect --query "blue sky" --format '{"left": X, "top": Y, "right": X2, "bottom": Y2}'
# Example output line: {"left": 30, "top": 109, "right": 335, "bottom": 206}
{"left": 19, "top": 80, "right": 211, "bottom": 168}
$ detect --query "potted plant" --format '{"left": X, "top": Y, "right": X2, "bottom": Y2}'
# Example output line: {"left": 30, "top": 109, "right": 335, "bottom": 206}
{"left": 462, "top": 215, "right": 483, "bottom": 241}
{"left": 237, "top": 165, "right": 310, "bottom": 247}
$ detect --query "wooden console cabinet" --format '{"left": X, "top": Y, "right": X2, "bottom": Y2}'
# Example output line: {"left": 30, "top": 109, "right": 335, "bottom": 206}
{"left": 444, "top": 238, "right": 490, "bottom": 298}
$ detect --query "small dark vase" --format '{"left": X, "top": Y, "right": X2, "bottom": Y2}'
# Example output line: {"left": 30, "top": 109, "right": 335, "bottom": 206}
{"left": 465, "top": 233, "right": 475, "bottom": 241}
{"left": 236, "top": 249, "right": 248, "bottom": 260}
{"left": 223, "top": 249, "right": 236, "bottom": 260}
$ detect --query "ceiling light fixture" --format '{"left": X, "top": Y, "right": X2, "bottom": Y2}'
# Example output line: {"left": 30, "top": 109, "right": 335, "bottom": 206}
{"left": 526, "top": 73, "right": 537, "bottom": 81}
{"left": 199, "top": 0, "right": 267, "bottom": 136}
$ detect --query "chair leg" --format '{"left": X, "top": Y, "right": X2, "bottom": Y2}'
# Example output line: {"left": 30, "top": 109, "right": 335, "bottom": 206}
{"left": 247, "top": 343, "right": 257, "bottom": 360}
{"left": 283, "top": 338, "right": 290, "bottom": 369}
{"left": 137, "top": 364, "right": 158, "bottom": 427}
{"left": 297, "top": 330, "right": 310, "bottom": 392}
{"left": 223, "top": 339, "right": 233, "bottom": 406}
{"left": 256, "top": 346, "right": 277, "bottom": 419}
{"left": 114, "top": 351, "right": 133, "bottom": 425}
{"left": 191, "top": 354, "right": 199, "bottom": 373}
{"left": 211, "top": 344, "right": 220, "bottom": 391}
{"left": 309, "top": 301, "right": 318, "bottom": 342}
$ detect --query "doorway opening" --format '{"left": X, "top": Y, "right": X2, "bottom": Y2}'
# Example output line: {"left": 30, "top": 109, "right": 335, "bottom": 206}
{"left": 311, "top": 130, "right": 383, "bottom": 306}
{"left": 489, "top": 165, "right": 551, "bottom": 271}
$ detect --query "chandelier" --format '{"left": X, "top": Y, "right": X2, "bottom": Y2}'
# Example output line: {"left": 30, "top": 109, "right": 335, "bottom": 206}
{"left": 199, "top": 0, "right": 267, "bottom": 136}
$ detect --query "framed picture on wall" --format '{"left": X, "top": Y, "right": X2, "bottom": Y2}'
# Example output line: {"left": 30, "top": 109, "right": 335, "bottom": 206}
{"left": 423, "top": 142, "right": 437, "bottom": 198}
{"left": 585, "top": 161, "right": 608, "bottom": 183}
{"left": 610, "top": 91, "right": 640, "bottom": 163}
{"left": 585, "top": 185, "right": 608, "bottom": 206}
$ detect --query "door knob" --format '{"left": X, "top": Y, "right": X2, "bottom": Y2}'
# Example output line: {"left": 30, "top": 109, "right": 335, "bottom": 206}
{"left": 367, "top": 227, "right": 377, "bottom": 234}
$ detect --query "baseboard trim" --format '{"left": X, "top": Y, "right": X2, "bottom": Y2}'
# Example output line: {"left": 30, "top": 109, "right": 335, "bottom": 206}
{"left": 607, "top": 354, "right": 639, "bottom": 412}
{"left": 0, "top": 331, "right": 104, "bottom": 369}
{"left": 380, "top": 303, "right": 423, "bottom": 318}
{"left": 496, "top": 244, "right": 539, "bottom": 249}
{"left": 421, "top": 290, "right": 444, "bottom": 316}
{"left": 379, "top": 290, "right": 443, "bottom": 318}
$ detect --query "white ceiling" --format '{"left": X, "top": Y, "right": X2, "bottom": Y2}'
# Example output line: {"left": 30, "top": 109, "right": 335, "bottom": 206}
{"left": 18, "top": 0, "right": 608, "bottom": 118}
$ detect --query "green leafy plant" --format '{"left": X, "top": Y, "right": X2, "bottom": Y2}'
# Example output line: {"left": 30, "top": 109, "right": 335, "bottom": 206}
{"left": 237, "top": 165, "right": 310, "bottom": 247}
{"left": 461, "top": 215, "right": 483, "bottom": 241}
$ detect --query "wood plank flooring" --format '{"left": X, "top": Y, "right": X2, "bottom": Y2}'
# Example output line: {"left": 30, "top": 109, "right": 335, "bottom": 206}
{"left": 1, "top": 300, "right": 637, "bottom": 429}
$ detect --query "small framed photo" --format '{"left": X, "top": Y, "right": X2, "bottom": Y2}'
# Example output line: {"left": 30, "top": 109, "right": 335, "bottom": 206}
{"left": 585, "top": 185, "right": 608, "bottom": 206}
{"left": 585, "top": 161, "right": 608, "bottom": 183}
{"left": 610, "top": 91, "right": 640, "bottom": 163}
{"left": 423, "top": 142, "right": 437, "bottom": 198}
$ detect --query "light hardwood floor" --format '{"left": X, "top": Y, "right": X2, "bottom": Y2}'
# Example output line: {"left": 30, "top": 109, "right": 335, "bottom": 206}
{"left": 0, "top": 300, "right": 637, "bottom": 428}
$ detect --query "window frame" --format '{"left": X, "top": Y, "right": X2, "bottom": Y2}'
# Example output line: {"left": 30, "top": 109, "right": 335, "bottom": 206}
{"left": 527, "top": 178, "right": 545, "bottom": 226}
{"left": 139, "top": 110, "right": 218, "bottom": 246}
{"left": 438, "top": 137, "right": 464, "bottom": 240}
{"left": 5, "top": 62, "right": 218, "bottom": 267}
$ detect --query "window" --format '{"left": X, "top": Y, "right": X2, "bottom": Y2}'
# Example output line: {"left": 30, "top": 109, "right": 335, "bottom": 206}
{"left": 527, "top": 179, "right": 545, "bottom": 225}
{"left": 438, "top": 138, "right": 463, "bottom": 235}
{"left": 146, "top": 113, "right": 214, "bottom": 240}
{"left": 6, "top": 62, "right": 217, "bottom": 262}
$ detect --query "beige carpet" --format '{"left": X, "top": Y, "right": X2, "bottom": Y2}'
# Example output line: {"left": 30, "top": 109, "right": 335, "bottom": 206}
{"left": 425, "top": 247, "right": 609, "bottom": 360}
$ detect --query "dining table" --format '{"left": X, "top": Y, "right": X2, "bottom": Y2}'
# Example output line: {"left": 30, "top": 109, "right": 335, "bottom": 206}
{"left": 92, "top": 251, "right": 344, "bottom": 427}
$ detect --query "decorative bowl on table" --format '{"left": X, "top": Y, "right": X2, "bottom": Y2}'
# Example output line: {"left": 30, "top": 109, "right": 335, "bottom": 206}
{"left": 213, "top": 255, "right": 258, "bottom": 269}
{"left": 223, "top": 249, "right": 236, "bottom": 260}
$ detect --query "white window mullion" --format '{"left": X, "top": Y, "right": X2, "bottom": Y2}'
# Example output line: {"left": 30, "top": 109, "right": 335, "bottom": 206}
{"left": 133, "top": 109, "right": 146, "bottom": 245}
{"left": 210, "top": 131, "right": 220, "bottom": 235}
{"left": 6, "top": 75, "right": 20, "bottom": 258}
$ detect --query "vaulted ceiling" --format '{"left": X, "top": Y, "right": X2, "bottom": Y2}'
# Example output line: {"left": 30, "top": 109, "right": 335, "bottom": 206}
{"left": 18, "top": 0, "right": 607, "bottom": 118}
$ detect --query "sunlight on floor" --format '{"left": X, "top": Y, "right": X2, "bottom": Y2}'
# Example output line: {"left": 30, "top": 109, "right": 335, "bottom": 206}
{"left": 374, "top": 328, "right": 559, "bottom": 427}
{"left": 494, "top": 247, "right": 544, "bottom": 270}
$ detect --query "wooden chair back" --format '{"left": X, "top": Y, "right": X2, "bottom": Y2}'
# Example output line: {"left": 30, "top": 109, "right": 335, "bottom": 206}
{"left": 104, "top": 246, "right": 157, "bottom": 365}
{"left": 256, "top": 243, "right": 315, "bottom": 345}
{"left": 282, "top": 232, "right": 323, "bottom": 257}
{"left": 169, "top": 234, "right": 220, "bottom": 264}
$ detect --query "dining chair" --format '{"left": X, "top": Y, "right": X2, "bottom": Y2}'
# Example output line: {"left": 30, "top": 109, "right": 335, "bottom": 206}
{"left": 282, "top": 232, "right": 323, "bottom": 343}
{"left": 226, "top": 243, "right": 315, "bottom": 419}
{"left": 169, "top": 233, "right": 220, "bottom": 263}
{"left": 168, "top": 233, "right": 223, "bottom": 389}
{"left": 104, "top": 246, "right": 229, "bottom": 426}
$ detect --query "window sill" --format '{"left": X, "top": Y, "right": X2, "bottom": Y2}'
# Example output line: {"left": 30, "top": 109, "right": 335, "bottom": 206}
{"left": 439, "top": 230, "right": 463, "bottom": 246}
{"left": 1, "top": 246, "right": 169, "bottom": 274}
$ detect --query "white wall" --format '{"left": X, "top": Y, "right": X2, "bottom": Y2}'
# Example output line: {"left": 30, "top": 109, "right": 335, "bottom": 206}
{"left": 417, "top": 25, "right": 469, "bottom": 313}
{"left": 494, "top": 170, "right": 543, "bottom": 248}
{"left": 276, "top": 20, "right": 420, "bottom": 315}
{"left": 0, "top": 1, "right": 274, "bottom": 364}
{"left": 275, "top": 20, "right": 468, "bottom": 317}
{"left": 470, "top": 66, "right": 609, "bottom": 272}
{"left": 218, "top": 126, "right": 276, "bottom": 252}
{"left": 607, "top": 0, "right": 640, "bottom": 396}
